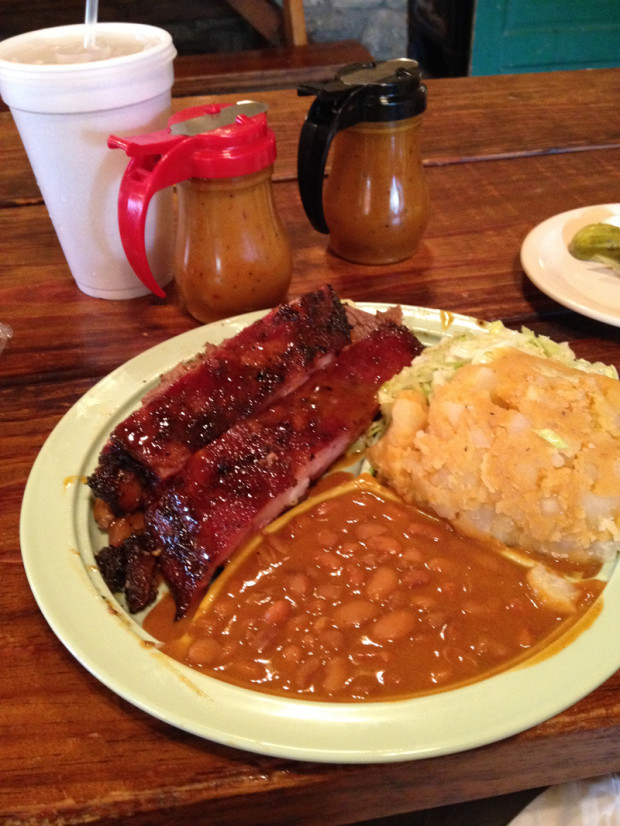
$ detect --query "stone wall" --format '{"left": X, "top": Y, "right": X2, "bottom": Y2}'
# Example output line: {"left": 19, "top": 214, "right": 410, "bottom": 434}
{"left": 303, "top": 0, "right": 410, "bottom": 61}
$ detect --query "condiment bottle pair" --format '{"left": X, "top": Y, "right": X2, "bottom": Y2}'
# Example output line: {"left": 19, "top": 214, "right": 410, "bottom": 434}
{"left": 298, "top": 58, "right": 430, "bottom": 265}
{"left": 111, "top": 59, "right": 429, "bottom": 322}
{"left": 109, "top": 101, "right": 292, "bottom": 323}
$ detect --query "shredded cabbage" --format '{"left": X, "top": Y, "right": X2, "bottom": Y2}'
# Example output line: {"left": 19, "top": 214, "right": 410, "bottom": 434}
{"left": 377, "top": 320, "right": 618, "bottom": 420}
{"left": 533, "top": 428, "right": 569, "bottom": 450}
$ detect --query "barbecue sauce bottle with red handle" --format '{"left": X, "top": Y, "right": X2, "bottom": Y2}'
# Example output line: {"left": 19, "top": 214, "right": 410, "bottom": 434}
{"left": 298, "top": 58, "right": 430, "bottom": 265}
{"left": 109, "top": 101, "right": 292, "bottom": 323}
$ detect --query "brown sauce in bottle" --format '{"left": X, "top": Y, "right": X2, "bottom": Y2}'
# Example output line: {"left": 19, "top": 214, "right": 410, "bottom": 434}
{"left": 324, "top": 116, "right": 430, "bottom": 265}
{"left": 175, "top": 167, "right": 292, "bottom": 323}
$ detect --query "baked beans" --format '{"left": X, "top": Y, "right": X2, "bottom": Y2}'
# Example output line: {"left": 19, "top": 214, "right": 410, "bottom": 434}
{"left": 156, "top": 475, "right": 603, "bottom": 701}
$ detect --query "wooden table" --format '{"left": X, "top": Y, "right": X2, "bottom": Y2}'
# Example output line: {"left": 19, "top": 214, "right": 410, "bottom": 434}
{"left": 2, "top": 68, "right": 620, "bottom": 826}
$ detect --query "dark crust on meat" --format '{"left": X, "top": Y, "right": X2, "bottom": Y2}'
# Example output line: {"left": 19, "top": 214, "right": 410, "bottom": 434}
{"left": 95, "top": 543, "right": 127, "bottom": 593}
{"left": 95, "top": 533, "right": 158, "bottom": 614}
{"left": 90, "top": 289, "right": 423, "bottom": 618}
{"left": 87, "top": 443, "right": 158, "bottom": 517}
{"left": 88, "top": 284, "right": 351, "bottom": 514}
{"left": 148, "top": 320, "right": 422, "bottom": 618}
{"left": 345, "top": 303, "right": 403, "bottom": 340}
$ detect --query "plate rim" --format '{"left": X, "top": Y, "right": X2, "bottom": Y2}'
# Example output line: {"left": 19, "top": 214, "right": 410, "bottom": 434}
{"left": 19, "top": 302, "right": 620, "bottom": 764}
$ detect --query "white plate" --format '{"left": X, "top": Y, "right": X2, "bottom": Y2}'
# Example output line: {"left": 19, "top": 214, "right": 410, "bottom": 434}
{"left": 521, "top": 203, "right": 620, "bottom": 327}
{"left": 20, "top": 304, "right": 620, "bottom": 764}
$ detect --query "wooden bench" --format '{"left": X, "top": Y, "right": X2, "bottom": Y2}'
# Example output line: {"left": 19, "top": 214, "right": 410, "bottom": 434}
{"left": 172, "top": 0, "right": 373, "bottom": 96}
{"left": 173, "top": 39, "right": 374, "bottom": 96}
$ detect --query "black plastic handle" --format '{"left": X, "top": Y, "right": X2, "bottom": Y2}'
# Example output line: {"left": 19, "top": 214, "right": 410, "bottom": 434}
{"left": 296, "top": 84, "right": 367, "bottom": 234}
{"left": 297, "top": 60, "right": 426, "bottom": 235}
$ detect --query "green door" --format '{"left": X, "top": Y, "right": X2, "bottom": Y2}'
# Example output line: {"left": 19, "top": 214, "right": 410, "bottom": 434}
{"left": 470, "top": 0, "right": 620, "bottom": 75}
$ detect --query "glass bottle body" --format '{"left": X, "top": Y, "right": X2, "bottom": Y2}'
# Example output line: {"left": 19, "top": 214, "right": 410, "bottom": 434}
{"left": 323, "top": 115, "right": 429, "bottom": 265}
{"left": 175, "top": 166, "right": 292, "bottom": 322}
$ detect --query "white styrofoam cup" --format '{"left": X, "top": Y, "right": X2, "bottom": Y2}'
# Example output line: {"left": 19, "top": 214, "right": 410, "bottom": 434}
{"left": 0, "top": 23, "right": 177, "bottom": 299}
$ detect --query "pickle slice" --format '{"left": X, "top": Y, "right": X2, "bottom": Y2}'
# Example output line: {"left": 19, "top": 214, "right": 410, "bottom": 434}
{"left": 568, "top": 223, "right": 620, "bottom": 272}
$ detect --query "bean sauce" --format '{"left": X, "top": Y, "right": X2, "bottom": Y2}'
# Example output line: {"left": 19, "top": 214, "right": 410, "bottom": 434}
{"left": 159, "top": 475, "right": 603, "bottom": 702}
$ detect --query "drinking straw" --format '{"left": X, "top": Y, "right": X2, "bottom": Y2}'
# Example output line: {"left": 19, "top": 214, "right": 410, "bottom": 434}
{"left": 83, "top": 0, "right": 99, "bottom": 49}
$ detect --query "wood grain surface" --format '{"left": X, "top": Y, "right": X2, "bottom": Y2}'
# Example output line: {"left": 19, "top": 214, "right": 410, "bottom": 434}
{"left": 1, "top": 68, "right": 620, "bottom": 825}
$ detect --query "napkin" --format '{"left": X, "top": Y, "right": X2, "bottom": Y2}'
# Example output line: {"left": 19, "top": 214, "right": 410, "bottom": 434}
{"left": 510, "top": 774, "right": 620, "bottom": 825}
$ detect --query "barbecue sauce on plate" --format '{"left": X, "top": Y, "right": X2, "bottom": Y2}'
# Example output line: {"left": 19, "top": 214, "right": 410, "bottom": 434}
{"left": 146, "top": 476, "right": 603, "bottom": 702}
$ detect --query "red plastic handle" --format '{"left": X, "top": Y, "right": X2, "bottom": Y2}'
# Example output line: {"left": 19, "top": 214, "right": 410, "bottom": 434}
{"left": 109, "top": 131, "right": 194, "bottom": 297}
{"left": 109, "top": 103, "right": 276, "bottom": 297}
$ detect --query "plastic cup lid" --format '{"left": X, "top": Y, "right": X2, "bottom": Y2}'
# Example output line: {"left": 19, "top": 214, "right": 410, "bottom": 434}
{"left": 0, "top": 23, "right": 176, "bottom": 113}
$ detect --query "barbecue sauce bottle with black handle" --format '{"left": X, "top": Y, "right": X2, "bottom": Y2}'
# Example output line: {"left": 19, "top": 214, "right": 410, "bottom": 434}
{"left": 298, "top": 58, "right": 430, "bottom": 265}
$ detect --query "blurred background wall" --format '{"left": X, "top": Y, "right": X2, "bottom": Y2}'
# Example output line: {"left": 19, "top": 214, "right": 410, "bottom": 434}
{"left": 0, "top": 0, "right": 408, "bottom": 62}
{"left": 2, "top": 0, "right": 619, "bottom": 77}
{"left": 304, "top": 0, "right": 408, "bottom": 61}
